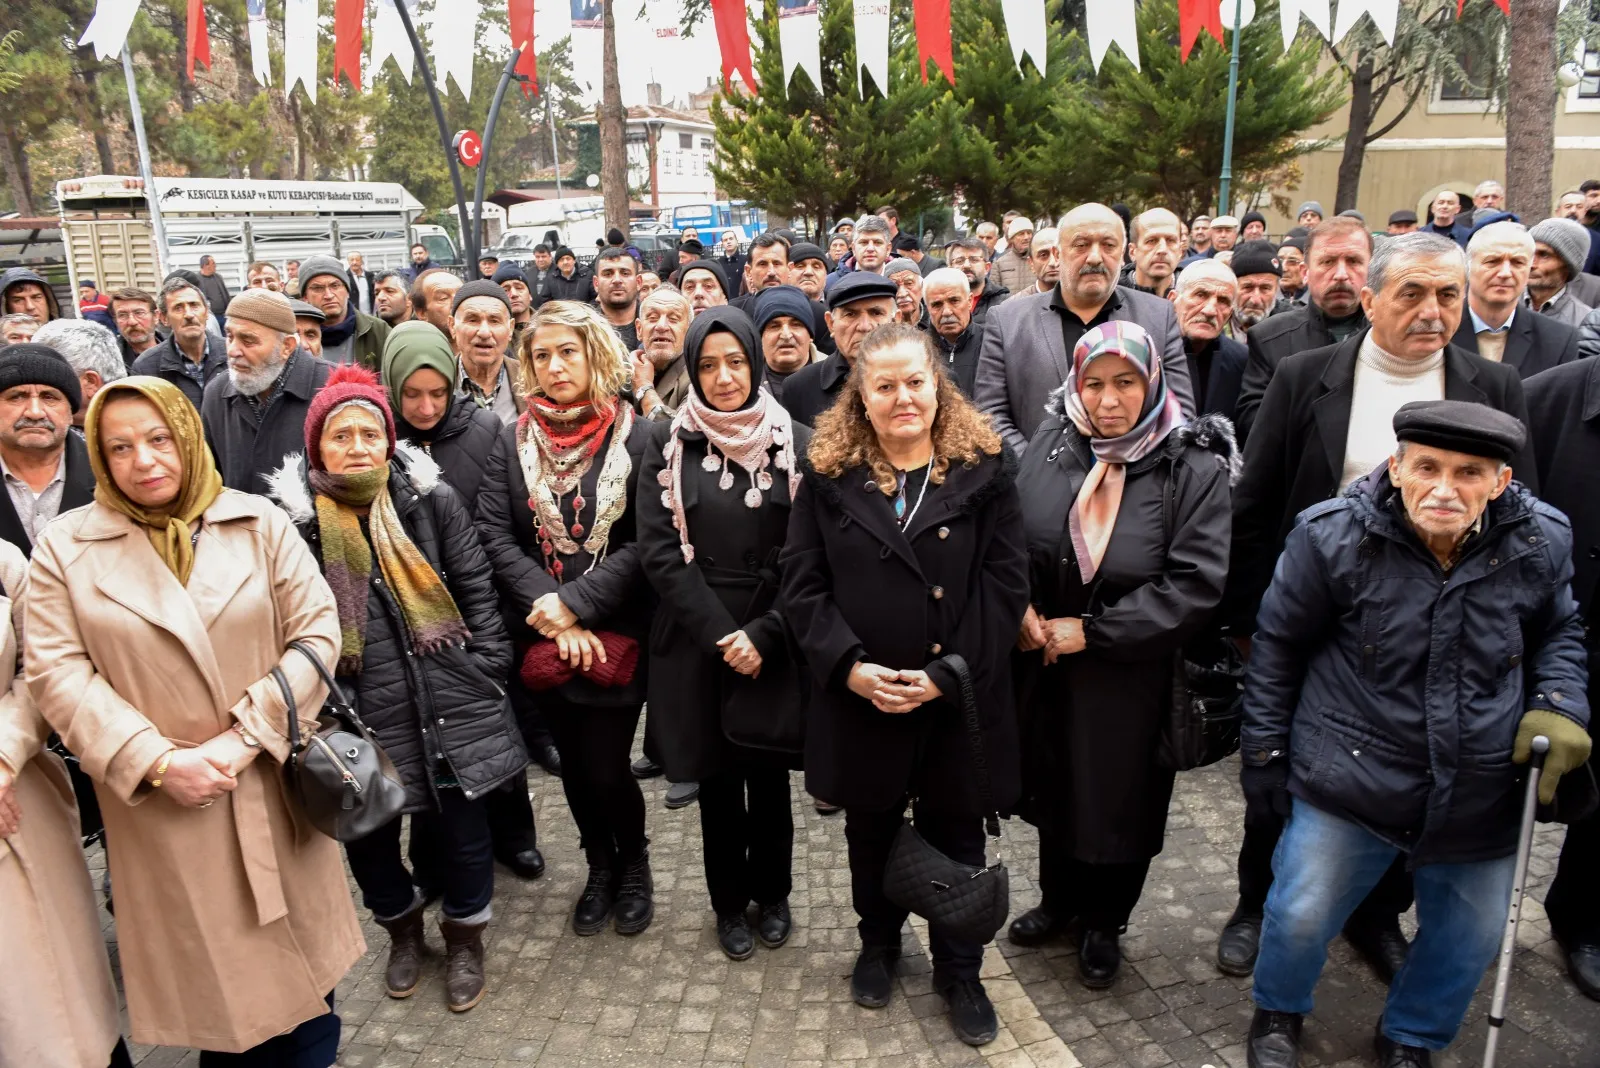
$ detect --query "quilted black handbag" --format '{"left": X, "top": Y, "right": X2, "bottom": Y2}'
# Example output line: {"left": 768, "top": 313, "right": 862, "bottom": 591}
{"left": 881, "top": 654, "right": 1010, "bottom": 945}
{"left": 273, "top": 640, "right": 406, "bottom": 842}
{"left": 1152, "top": 462, "right": 1245, "bottom": 772}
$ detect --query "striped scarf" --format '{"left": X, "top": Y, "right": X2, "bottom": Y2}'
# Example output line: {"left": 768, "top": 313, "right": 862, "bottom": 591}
{"left": 310, "top": 464, "right": 471, "bottom": 673}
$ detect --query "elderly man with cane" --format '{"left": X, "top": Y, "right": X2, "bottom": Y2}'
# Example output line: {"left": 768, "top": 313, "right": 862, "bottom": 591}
{"left": 1237, "top": 400, "right": 1592, "bottom": 1068}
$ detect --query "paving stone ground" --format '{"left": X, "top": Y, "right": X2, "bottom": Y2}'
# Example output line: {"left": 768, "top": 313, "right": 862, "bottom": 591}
{"left": 104, "top": 746, "right": 1593, "bottom": 1068}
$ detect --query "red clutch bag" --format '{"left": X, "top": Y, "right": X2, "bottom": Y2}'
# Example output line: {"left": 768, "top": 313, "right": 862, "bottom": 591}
{"left": 520, "top": 631, "right": 640, "bottom": 691}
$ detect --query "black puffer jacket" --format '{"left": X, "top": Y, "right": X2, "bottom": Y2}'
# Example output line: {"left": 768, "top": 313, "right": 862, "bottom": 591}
{"left": 268, "top": 443, "right": 526, "bottom": 812}
{"left": 398, "top": 395, "right": 503, "bottom": 504}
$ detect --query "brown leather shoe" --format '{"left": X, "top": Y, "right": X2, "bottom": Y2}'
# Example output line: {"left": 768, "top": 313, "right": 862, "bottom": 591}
{"left": 439, "top": 918, "right": 488, "bottom": 1012}
{"left": 374, "top": 904, "right": 427, "bottom": 998}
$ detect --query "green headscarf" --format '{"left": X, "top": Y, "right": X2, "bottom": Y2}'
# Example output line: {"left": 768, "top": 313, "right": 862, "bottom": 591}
{"left": 381, "top": 320, "right": 459, "bottom": 437}
{"left": 85, "top": 376, "right": 224, "bottom": 586}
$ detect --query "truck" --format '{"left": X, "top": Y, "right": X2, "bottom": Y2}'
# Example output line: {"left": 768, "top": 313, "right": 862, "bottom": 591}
{"left": 54, "top": 175, "right": 429, "bottom": 296}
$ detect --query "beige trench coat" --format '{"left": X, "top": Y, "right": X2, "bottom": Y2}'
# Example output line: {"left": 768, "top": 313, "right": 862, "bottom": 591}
{"left": 25, "top": 490, "right": 365, "bottom": 1054}
{"left": 0, "top": 541, "right": 121, "bottom": 1068}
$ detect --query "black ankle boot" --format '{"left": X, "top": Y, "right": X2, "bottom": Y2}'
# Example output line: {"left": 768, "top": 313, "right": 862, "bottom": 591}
{"left": 716, "top": 912, "right": 756, "bottom": 960}
{"left": 1078, "top": 927, "right": 1122, "bottom": 988}
{"left": 1009, "top": 905, "right": 1068, "bottom": 946}
{"left": 613, "top": 850, "right": 654, "bottom": 935}
{"left": 850, "top": 942, "right": 901, "bottom": 1008}
{"left": 757, "top": 900, "right": 792, "bottom": 948}
{"left": 573, "top": 862, "right": 615, "bottom": 936}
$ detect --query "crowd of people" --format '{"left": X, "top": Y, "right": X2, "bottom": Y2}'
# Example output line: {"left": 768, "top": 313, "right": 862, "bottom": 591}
{"left": 0, "top": 178, "right": 1599, "bottom": 1068}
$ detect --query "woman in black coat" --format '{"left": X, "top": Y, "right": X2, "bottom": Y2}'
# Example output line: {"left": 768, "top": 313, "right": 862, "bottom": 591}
{"left": 1006, "top": 321, "right": 1233, "bottom": 988}
{"left": 636, "top": 306, "right": 812, "bottom": 961}
{"left": 781, "top": 322, "right": 1029, "bottom": 1048}
{"left": 382, "top": 321, "right": 552, "bottom": 883}
{"left": 475, "top": 300, "right": 657, "bottom": 939}
{"left": 268, "top": 366, "right": 526, "bottom": 1015}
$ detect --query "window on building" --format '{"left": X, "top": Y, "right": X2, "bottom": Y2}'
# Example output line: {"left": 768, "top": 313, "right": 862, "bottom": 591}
{"left": 699, "top": 137, "right": 714, "bottom": 151}
{"left": 1439, "top": 49, "right": 1492, "bottom": 101}
{"left": 679, "top": 132, "right": 693, "bottom": 149}
{"left": 1580, "top": 42, "right": 1600, "bottom": 99}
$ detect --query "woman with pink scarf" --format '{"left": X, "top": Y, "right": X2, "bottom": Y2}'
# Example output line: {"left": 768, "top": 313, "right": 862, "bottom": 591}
{"left": 1006, "top": 320, "right": 1237, "bottom": 988}
{"left": 636, "top": 306, "right": 811, "bottom": 962}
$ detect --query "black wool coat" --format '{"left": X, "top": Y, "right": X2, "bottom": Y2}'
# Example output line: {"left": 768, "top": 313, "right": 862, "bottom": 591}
{"left": 202, "top": 352, "right": 332, "bottom": 494}
{"left": 268, "top": 445, "right": 526, "bottom": 813}
{"left": 780, "top": 448, "right": 1030, "bottom": 815}
{"left": 400, "top": 395, "right": 503, "bottom": 505}
{"left": 1524, "top": 357, "right": 1600, "bottom": 623}
{"left": 475, "top": 413, "right": 655, "bottom": 706}
{"left": 1012, "top": 411, "right": 1235, "bottom": 863}
{"left": 636, "top": 420, "right": 813, "bottom": 782}
{"left": 1449, "top": 309, "right": 1580, "bottom": 380}
{"left": 1234, "top": 302, "right": 1361, "bottom": 443}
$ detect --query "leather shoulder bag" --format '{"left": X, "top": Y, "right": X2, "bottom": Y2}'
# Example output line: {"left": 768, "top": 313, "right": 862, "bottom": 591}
{"left": 273, "top": 639, "right": 407, "bottom": 842}
{"left": 881, "top": 654, "right": 1010, "bottom": 945}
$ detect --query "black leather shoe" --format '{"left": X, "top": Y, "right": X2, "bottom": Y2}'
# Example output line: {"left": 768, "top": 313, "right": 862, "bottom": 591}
{"left": 613, "top": 851, "right": 654, "bottom": 934}
{"left": 1344, "top": 920, "right": 1410, "bottom": 984}
{"left": 757, "top": 901, "right": 792, "bottom": 948}
{"left": 630, "top": 756, "right": 664, "bottom": 779}
{"left": 1009, "top": 906, "right": 1068, "bottom": 947}
{"left": 812, "top": 799, "right": 842, "bottom": 816}
{"left": 1246, "top": 1008, "right": 1303, "bottom": 1068}
{"left": 938, "top": 979, "right": 999, "bottom": 1046}
{"left": 850, "top": 943, "right": 901, "bottom": 1008}
{"left": 1078, "top": 927, "right": 1122, "bottom": 989}
{"left": 1561, "top": 940, "right": 1600, "bottom": 1001}
{"left": 535, "top": 743, "right": 562, "bottom": 777}
{"left": 717, "top": 913, "right": 756, "bottom": 960}
{"left": 1218, "top": 914, "right": 1262, "bottom": 977}
{"left": 498, "top": 847, "right": 546, "bottom": 880}
{"left": 1374, "top": 1023, "right": 1432, "bottom": 1066}
{"left": 664, "top": 781, "right": 700, "bottom": 808}
{"left": 573, "top": 864, "right": 615, "bottom": 936}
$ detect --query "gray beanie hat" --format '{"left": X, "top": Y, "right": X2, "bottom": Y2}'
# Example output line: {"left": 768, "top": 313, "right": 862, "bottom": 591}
{"left": 296, "top": 254, "right": 351, "bottom": 294}
{"left": 1529, "top": 217, "right": 1591, "bottom": 280}
{"left": 884, "top": 257, "right": 921, "bottom": 278}
{"left": 1296, "top": 201, "right": 1325, "bottom": 219}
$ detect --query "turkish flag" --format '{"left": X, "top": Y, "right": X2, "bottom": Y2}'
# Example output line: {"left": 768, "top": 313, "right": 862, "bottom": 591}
{"left": 1179, "top": 0, "right": 1224, "bottom": 61}
{"left": 335, "top": 0, "right": 363, "bottom": 90}
{"left": 510, "top": 0, "right": 539, "bottom": 94}
{"left": 913, "top": 0, "right": 954, "bottom": 85}
{"left": 186, "top": 0, "right": 210, "bottom": 80}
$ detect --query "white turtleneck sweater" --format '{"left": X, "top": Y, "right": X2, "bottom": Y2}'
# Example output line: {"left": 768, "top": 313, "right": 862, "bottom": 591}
{"left": 1340, "top": 333, "right": 1446, "bottom": 490}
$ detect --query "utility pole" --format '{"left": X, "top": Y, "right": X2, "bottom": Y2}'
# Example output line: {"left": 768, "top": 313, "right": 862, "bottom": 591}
{"left": 1217, "top": 0, "right": 1244, "bottom": 213}
{"left": 121, "top": 47, "right": 168, "bottom": 278}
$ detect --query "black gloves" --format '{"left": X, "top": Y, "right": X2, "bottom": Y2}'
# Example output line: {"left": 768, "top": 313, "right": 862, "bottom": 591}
{"left": 1241, "top": 761, "right": 1293, "bottom": 825}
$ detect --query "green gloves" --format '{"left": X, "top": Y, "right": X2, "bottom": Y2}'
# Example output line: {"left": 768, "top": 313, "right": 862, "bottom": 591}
{"left": 1514, "top": 709, "right": 1594, "bottom": 805}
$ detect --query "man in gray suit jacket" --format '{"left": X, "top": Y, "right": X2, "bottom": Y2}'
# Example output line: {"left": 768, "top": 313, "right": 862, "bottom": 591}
{"left": 975, "top": 203, "right": 1195, "bottom": 455}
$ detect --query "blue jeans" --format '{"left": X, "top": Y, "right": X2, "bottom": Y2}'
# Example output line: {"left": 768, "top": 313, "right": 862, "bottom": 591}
{"left": 1253, "top": 800, "right": 1515, "bottom": 1050}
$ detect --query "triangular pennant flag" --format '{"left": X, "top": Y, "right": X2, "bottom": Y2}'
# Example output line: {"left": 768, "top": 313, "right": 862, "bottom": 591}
{"left": 335, "top": 0, "right": 363, "bottom": 90}
{"left": 778, "top": 0, "right": 823, "bottom": 91}
{"left": 1280, "top": 0, "right": 1333, "bottom": 48}
{"left": 509, "top": 0, "right": 538, "bottom": 95}
{"left": 284, "top": 0, "right": 317, "bottom": 102}
{"left": 79, "top": 0, "right": 143, "bottom": 61}
{"left": 370, "top": 0, "right": 418, "bottom": 84}
{"left": 432, "top": 0, "right": 479, "bottom": 98}
{"left": 912, "top": 0, "right": 954, "bottom": 85}
{"left": 1000, "top": 0, "right": 1048, "bottom": 74}
{"left": 1178, "top": 0, "right": 1225, "bottom": 60}
{"left": 1332, "top": 0, "right": 1398, "bottom": 44}
{"left": 852, "top": 0, "right": 890, "bottom": 96}
{"left": 247, "top": 0, "right": 272, "bottom": 85}
{"left": 710, "top": 0, "right": 758, "bottom": 92}
{"left": 1457, "top": 0, "right": 1510, "bottom": 15}
{"left": 1086, "top": 0, "right": 1140, "bottom": 70}
{"left": 186, "top": 0, "right": 210, "bottom": 79}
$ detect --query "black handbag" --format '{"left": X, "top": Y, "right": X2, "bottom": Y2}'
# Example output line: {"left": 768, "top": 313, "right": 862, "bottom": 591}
{"left": 1151, "top": 461, "right": 1245, "bottom": 772}
{"left": 881, "top": 654, "right": 1010, "bottom": 945}
{"left": 273, "top": 640, "right": 407, "bottom": 842}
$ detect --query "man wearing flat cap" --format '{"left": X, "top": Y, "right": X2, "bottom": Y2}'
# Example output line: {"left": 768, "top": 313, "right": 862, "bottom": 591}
{"left": 1387, "top": 210, "right": 1419, "bottom": 236}
{"left": 678, "top": 260, "right": 730, "bottom": 318}
{"left": 451, "top": 280, "right": 523, "bottom": 426}
{"left": 290, "top": 298, "right": 326, "bottom": 359}
{"left": 779, "top": 272, "right": 897, "bottom": 427}
{"left": 202, "top": 289, "right": 333, "bottom": 493}
{"left": 1227, "top": 241, "right": 1284, "bottom": 335}
{"left": 1520, "top": 356, "right": 1600, "bottom": 1003}
{"left": 295, "top": 253, "right": 390, "bottom": 369}
{"left": 0, "top": 343, "right": 95, "bottom": 557}
{"left": 1239, "top": 398, "right": 1591, "bottom": 1068}
{"left": 990, "top": 216, "right": 1036, "bottom": 296}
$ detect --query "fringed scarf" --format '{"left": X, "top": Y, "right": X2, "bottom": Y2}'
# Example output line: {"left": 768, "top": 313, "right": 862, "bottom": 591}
{"left": 1061, "top": 320, "right": 1185, "bottom": 584}
{"left": 310, "top": 464, "right": 471, "bottom": 673}
{"left": 517, "top": 395, "right": 635, "bottom": 581}
{"left": 658, "top": 388, "right": 800, "bottom": 564}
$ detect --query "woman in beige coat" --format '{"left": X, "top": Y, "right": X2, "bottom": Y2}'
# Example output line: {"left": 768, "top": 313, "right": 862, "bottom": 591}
{"left": 0, "top": 538, "right": 127, "bottom": 1068}
{"left": 25, "top": 377, "right": 364, "bottom": 1062}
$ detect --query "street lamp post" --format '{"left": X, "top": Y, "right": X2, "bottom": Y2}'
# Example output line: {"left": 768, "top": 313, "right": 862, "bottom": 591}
{"left": 1217, "top": 0, "right": 1245, "bottom": 213}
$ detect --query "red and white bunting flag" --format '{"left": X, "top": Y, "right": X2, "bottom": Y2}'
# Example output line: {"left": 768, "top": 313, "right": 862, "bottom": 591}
{"left": 1179, "top": 0, "right": 1225, "bottom": 60}
{"left": 1332, "top": 0, "right": 1398, "bottom": 44}
{"left": 913, "top": 0, "right": 954, "bottom": 85}
{"left": 370, "top": 0, "right": 418, "bottom": 84}
{"left": 778, "top": 0, "right": 822, "bottom": 91}
{"left": 853, "top": 0, "right": 890, "bottom": 96}
{"left": 1000, "top": 0, "right": 1048, "bottom": 74}
{"left": 335, "top": 0, "right": 363, "bottom": 90}
{"left": 711, "top": 0, "right": 759, "bottom": 92}
{"left": 1086, "top": 0, "right": 1140, "bottom": 70}
{"left": 1280, "top": 0, "right": 1332, "bottom": 49}
{"left": 433, "top": 0, "right": 479, "bottom": 98}
{"left": 79, "top": 0, "right": 143, "bottom": 61}
{"left": 285, "top": 0, "right": 318, "bottom": 102}
{"left": 509, "top": 0, "right": 539, "bottom": 94}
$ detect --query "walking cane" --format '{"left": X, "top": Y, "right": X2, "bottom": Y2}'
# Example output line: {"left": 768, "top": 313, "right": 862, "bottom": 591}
{"left": 1482, "top": 733, "right": 1548, "bottom": 1068}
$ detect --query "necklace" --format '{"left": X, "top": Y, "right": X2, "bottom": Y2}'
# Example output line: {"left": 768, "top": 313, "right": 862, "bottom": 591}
{"left": 894, "top": 465, "right": 932, "bottom": 529}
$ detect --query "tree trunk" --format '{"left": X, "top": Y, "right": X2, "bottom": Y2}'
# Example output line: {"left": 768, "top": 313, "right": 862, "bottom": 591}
{"left": 290, "top": 94, "right": 309, "bottom": 181}
{"left": 225, "top": 22, "right": 268, "bottom": 178}
{"left": 1334, "top": 56, "right": 1374, "bottom": 213}
{"left": 599, "top": 0, "right": 630, "bottom": 240}
{"left": 72, "top": 46, "right": 118, "bottom": 174}
{"left": 1505, "top": 0, "right": 1558, "bottom": 220}
{"left": 0, "top": 127, "right": 34, "bottom": 216}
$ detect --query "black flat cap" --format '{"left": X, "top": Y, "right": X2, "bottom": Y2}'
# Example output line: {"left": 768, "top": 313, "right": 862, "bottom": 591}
{"left": 1229, "top": 240, "right": 1282, "bottom": 278}
{"left": 826, "top": 271, "right": 898, "bottom": 311}
{"left": 1388, "top": 209, "right": 1418, "bottom": 226}
{"left": 788, "top": 242, "right": 830, "bottom": 268}
{"left": 1393, "top": 400, "right": 1525, "bottom": 465}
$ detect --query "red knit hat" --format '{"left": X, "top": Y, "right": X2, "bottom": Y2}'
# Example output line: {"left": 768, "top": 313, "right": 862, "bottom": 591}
{"left": 304, "top": 364, "right": 398, "bottom": 471}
